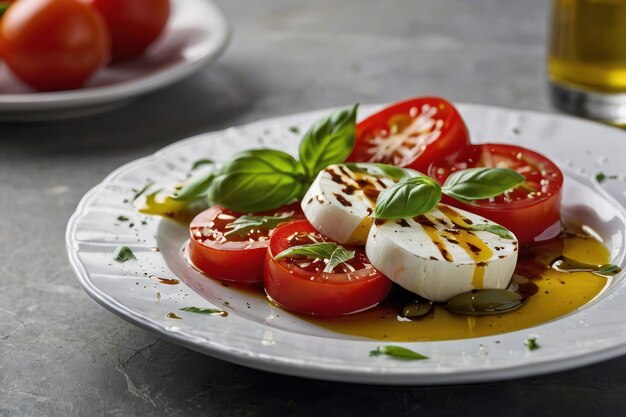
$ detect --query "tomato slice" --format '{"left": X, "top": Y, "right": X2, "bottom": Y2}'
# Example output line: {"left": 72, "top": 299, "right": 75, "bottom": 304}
{"left": 264, "top": 220, "right": 391, "bottom": 316}
{"left": 346, "top": 97, "right": 470, "bottom": 173}
{"left": 428, "top": 144, "right": 564, "bottom": 245}
{"left": 188, "top": 204, "right": 302, "bottom": 283}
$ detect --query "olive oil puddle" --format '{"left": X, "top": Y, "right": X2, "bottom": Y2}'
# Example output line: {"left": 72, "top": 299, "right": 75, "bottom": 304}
{"left": 179, "top": 223, "right": 613, "bottom": 342}
{"left": 305, "top": 231, "right": 611, "bottom": 341}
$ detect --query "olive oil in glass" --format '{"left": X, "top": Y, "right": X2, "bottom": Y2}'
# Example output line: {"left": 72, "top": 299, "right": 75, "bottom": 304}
{"left": 549, "top": 0, "right": 626, "bottom": 124}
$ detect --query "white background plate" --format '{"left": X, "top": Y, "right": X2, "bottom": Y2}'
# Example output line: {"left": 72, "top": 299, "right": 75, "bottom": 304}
{"left": 66, "top": 103, "right": 626, "bottom": 385}
{"left": 0, "top": 0, "right": 230, "bottom": 121}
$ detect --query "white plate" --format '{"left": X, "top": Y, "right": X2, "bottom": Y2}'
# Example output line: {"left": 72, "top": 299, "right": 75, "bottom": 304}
{"left": 0, "top": 0, "right": 230, "bottom": 121}
{"left": 66, "top": 103, "right": 626, "bottom": 385}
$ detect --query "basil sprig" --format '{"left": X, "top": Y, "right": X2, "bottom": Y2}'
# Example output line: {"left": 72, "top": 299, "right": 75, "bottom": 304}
{"left": 375, "top": 167, "right": 525, "bottom": 220}
{"left": 207, "top": 150, "right": 305, "bottom": 212}
{"left": 441, "top": 167, "right": 525, "bottom": 201}
{"left": 274, "top": 242, "right": 355, "bottom": 273}
{"left": 299, "top": 104, "right": 358, "bottom": 180}
{"left": 374, "top": 176, "right": 442, "bottom": 219}
{"left": 200, "top": 106, "right": 358, "bottom": 212}
{"left": 224, "top": 214, "right": 292, "bottom": 237}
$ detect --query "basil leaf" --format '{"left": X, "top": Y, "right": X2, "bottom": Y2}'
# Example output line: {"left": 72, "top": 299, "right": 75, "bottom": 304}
{"left": 471, "top": 224, "right": 514, "bottom": 239}
{"left": 179, "top": 307, "right": 224, "bottom": 315}
{"left": 344, "top": 162, "right": 415, "bottom": 181}
{"left": 299, "top": 104, "right": 358, "bottom": 179}
{"left": 113, "top": 246, "right": 136, "bottom": 262}
{"left": 191, "top": 159, "right": 214, "bottom": 170}
{"left": 172, "top": 170, "right": 215, "bottom": 201}
{"left": 0, "top": 2, "right": 11, "bottom": 17}
{"left": 596, "top": 263, "right": 622, "bottom": 275}
{"left": 369, "top": 346, "right": 428, "bottom": 360}
{"left": 224, "top": 213, "right": 293, "bottom": 237}
{"left": 274, "top": 242, "right": 356, "bottom": 273}
{"left": 524, "top": 338, "right": 539, "bottom": 351}
{"left": 375, "top": 176, "right": 442, "bottom": 219}
{"left": 442, "top": 168, "right": 525, "bottom": 201}
{"left": 208, "top": 149, "right": 304, "bottom": 212}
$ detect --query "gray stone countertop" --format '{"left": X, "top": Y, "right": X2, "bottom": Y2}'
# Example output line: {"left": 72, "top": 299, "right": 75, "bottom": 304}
{"left": 1, "top": 0, "right": 625, "bottom": 416}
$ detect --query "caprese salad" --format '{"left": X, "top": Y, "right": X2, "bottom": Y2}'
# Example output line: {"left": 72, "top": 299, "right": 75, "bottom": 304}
{"left": 137, "top": 97, "right": 620, "bottom": 339}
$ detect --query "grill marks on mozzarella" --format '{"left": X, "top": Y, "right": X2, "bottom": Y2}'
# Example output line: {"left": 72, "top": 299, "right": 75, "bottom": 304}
{"left": 366, "top": 204, "right": 518, "bottom": 302}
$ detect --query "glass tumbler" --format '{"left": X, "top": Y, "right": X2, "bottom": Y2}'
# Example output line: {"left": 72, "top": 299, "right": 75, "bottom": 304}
{"left": 549, "top": 0, "right": 626, "bottom": 124}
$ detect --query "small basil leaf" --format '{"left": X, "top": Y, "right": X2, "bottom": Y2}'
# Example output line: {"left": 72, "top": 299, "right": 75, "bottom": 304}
{"left": 524, "top": 338, "right": 539, "bottom": 351}
{"left": 274, "top": 242, "right": 356, "bottom": 273}
{"left": 442, "top": 168, "right": 525, "bottom": 201}
{"left": 113, "top": 246, "right": 136, "bottom": 262}
{"left": 596, "top": 263, "right": 622, "bottom": 275}
{"left": 172, "top": 170, "right": 215, "bottom": 201}
{"left": 208, "top": 149, "right": 304, "bottom": 212}
{"left": 299, "top": 104, "right": 358, "bottom": 179}
{"left": 369, "top": 346, "right": 428, "bottom": 360}
{"left": 191, "top": 159, "right": 214, "bottom": 170}
{"left": 470, "top": 224, "right": 514, "bottom": 239}
{"left": 325, "top": 246, "right": 356, "bottom": 273}
{"left": 375, "top": 176, "right": 442, "bottom": 219}
{"left": 179, "top": 307, "right": 224, "bottom": 315}
{"left": 344, "top": 162, "right": 416, "bottom": 181}
{"left": 224, "top": 214, "right": 293, "bottom": 237}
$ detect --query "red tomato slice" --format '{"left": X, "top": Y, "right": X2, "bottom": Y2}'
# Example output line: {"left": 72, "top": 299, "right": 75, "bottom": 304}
{"left": 346, "top": 97, "right": 470, "bottom": 173}
{"left": 188, "top": 204, "right": 302, "bottom": 283}
{"left": 428, "top": 144, "right": 564, "bottom": 245}
{"left": 264, "top": 220, "right": 391, "bottom": 316}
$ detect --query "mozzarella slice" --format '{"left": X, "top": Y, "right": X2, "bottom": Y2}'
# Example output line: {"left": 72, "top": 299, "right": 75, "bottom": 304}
{"left": 301, "top": 164, "right": 419, "bottom": 245}
{"left": 366, "top": 204, "right": 518, "bottom": 302}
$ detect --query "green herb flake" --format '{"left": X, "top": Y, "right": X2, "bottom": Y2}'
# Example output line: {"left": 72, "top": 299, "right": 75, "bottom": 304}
{"left": 132, "top": 181, "right": 155, "bottom": 202}
{"left": 470, "top": 224, "right": 514, "bottom": 239}
{"left": 524, "top": 337, "right": 539, "bottom": 351}
{"left": 113, "top": 246, "right": 136, "bottom": 263}
{"left": 179, "top": 307, "right": 225, "bottom": 315}
{"left": 117, "top": 215, "right": 129, "bottom": 222}
{"left": 369, "top": 345, "right": 429, "bottom": 360}
{"left": 595, "top": 172, "right": 618, "bottom": 183}
{"left": 288, "top": 126, "right": 300, "bottom": 134}
{"left": 224, "top": 213, "right": 292, "bottom": 237}
{"left": 274, "top": 242, "right": 355, "bottom": 273}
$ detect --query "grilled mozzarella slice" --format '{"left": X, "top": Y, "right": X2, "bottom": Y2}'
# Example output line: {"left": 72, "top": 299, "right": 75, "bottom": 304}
{"left": 366, "top": 204, "right": 518, "bottom": 302}
{"left": 301, "top": 163, "right": 419, "bottom": 245}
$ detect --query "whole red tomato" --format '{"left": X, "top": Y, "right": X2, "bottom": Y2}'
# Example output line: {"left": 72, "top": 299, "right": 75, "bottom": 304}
{"left": 86, "top": 0, "right": 170, "bottom": 62}
{"left": 0, "top": 0, "right": 110, "bottom": 91}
